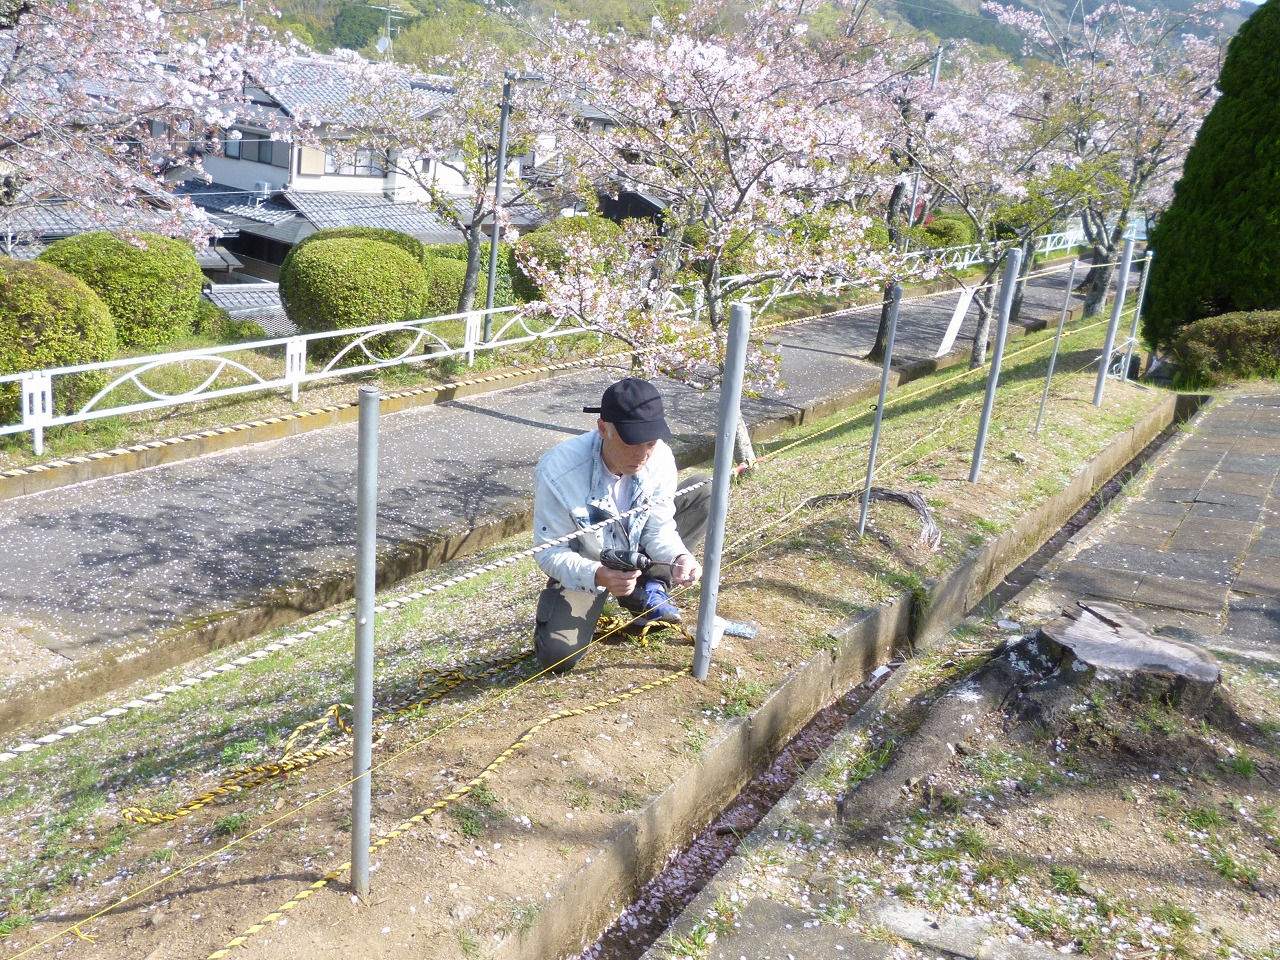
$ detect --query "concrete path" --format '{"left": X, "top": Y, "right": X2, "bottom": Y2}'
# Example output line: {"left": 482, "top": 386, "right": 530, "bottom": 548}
{"left": 1030, "top": 390, "right": 1280, "bottom": 650}
{"left": 0, "top": 267, "right": 1084, "bottom": 662}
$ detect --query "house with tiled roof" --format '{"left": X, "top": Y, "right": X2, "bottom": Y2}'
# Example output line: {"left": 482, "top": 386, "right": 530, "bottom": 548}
{"left": 188, "top": 53, "right": 508, "bottom": 280}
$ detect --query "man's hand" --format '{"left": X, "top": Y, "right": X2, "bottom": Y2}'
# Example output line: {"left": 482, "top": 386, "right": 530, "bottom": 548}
{"left": 671, "top": 553, "right": 702, "bottom": 586}
{"left": 595, "top": 564, "right": 640, "bottom": 598}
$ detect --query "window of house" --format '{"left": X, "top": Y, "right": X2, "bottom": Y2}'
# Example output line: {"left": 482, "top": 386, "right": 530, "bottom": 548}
{"left": 325, "top": 145, "right": 386, "bottom": 177}
{"left": 224, "top": 128, "right": 291, "bottom": 168}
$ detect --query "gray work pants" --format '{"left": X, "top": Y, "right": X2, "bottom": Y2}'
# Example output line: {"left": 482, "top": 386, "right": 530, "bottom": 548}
{"left": 533, "top": 474, "right": 711, "bottom": 673}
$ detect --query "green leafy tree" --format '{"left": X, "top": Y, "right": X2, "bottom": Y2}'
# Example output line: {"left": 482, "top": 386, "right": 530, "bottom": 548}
{"left": 38, "top": 232, "right": 203, "bottom": 351}
{"left": 1144, "top": 0, "right": 1280, "bottom": 348}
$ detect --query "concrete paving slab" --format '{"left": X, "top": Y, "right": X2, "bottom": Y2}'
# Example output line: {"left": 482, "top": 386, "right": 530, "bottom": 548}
{"left": 1232, "top": 558, "right": 1280, "bottom": 600}
{"left": 1223, "top": 594, "right": 1280, "bottom": 646}
{"left": 1072, "top": 544, "right": 1236, "bottom": 584}
{"left": 1135, "top": 575, "right": 1230, "bottom": 615}
{"left": 1041, "top": 565, "right": 1142, "bottom": 605}
{"left": 1190, "top": 500, "right": 1261, "bottom": 522}
{"left": 1126, "top": 498, "right": 1193, "bottom": 519}
{"left": 1215, "top": 455, "right": 1280, "bottom": 476}
{"left": 693, "top": 898, "right": 891, "bottom": 960}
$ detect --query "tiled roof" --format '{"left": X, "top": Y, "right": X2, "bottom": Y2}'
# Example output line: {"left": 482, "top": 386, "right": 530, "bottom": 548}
{"left": 254, "top": 55, "right": 452, "bottom": 125}
{"left": 204, "top": 283, "right": 295, "bottom": 336}
{"left": 176, "top": 182, "right": 298, "bottom": 226}
{"left": 285, "top": 190, "right": 464, "bottom": 244}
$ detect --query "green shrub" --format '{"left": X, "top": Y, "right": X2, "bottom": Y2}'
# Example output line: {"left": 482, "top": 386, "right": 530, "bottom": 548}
{"left": 423, "top": 257, "right": 468, "bottom": 318}
{"left": 38, "top": 232, "right": 203, "bottom": 351}
{"left": 194, "top": 299, "right": 265, "bottom": 343}
{"left": 924, "top": 213, "right": 976, "bottom": 247}
{"left": 515, "top": 216, "right": 623, "bottom": 298}
{"left": 1170, "top": 311, "right": 1280, "bottom": 389}
{"left": 278, "top": 238, "right": 428, "bottom": 360}
{"left": 293, "top": 227, "right": 428, "bottom": 267}
{"left": 0, "top": 258, "right": 117, "bottom": 422}
{"left": 423, "top": 242, "right": 520, "bottom": 309}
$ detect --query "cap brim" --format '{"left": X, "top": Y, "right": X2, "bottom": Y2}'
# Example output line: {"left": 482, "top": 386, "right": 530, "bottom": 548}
{"left": 613, "top": 418, "right": 672, "bottom": 445}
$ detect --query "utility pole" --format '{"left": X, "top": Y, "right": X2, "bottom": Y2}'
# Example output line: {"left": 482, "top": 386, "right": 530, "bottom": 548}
{"left": 367, "top": 3, "right": 405, "bottom": 60}
{"left": 906, "top": 44, "right": 944, "bottom": 229}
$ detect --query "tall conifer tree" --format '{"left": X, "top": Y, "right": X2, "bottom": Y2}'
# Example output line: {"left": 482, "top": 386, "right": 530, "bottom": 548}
{"left": 1145, "top": 0, "right": 1280, "bottom": 347}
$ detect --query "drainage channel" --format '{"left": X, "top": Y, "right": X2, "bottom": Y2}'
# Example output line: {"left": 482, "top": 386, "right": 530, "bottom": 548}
{"left": 576, "top": 414, "right": 1191, "bottom": 960}
{"left": 576, "top": 673, "right": 888, "bottom": 960}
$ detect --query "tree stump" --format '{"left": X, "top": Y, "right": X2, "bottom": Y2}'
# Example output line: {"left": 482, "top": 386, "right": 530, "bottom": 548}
{"left": 1023, "top": 601, "right": 1222, "bottom": 723}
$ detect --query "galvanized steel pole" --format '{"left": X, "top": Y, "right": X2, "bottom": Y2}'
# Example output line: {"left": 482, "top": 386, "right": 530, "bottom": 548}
{"left": 693, "top": 304, "right": 751, "bottom": 682}
{"left": 483, "top": 71, "right": 517, "bottom": 342}
{"left": 1034, "top": 259, "right": 1079, "bottom": 436}
{"left": 860, "top": 284, "right": 902, "bottom": 536}
{"left": 1094, "top": 237, "right": 1135, "bottom": 407}
{"left": 1122, "top": 251, "right": 1153, "bottom": 384}
{"left": 970, "top": 248, "right": 1022, "bottom": 483}
{"left": 352, "top": 386, "right": 379, "bottom": 898}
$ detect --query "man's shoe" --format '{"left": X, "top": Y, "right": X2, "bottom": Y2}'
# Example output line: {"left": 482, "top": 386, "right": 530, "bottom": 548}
{"left": 618, "top": 580, "right": 681, "bottom": 625}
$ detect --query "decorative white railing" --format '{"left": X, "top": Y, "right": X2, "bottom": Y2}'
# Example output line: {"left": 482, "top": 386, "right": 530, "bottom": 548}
{"left": 664, "top": 226, "right": 1088, "bottom": 319}
{"left": 0, "top": 304, "right": 595, "bottom": 455}
{"left": 0, "top": 226, "right": 1093, "bottom": 456}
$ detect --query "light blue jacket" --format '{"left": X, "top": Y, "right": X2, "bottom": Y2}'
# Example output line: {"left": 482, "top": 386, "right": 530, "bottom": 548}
{"left": 533, "top": 429, "right": 689, "bottom": 593}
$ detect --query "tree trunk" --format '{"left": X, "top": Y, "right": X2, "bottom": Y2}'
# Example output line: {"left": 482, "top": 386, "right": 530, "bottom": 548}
{"left": 457, "top": 224, "right": 485, "bottom": 314}
{"left": 868, "top": 181, "right": 908, "bottom": 364}
{"left": 1008, "top": 236, "right": 1036, "bottom": 325}
{"left": 968, "top": 269, "right": 997, "bottom": 369}
{"left": 1079, "top": 206, "right": 1128, "bottom": 318}
{"left": 733, "top": 415, "right": 755, "bottom": 467}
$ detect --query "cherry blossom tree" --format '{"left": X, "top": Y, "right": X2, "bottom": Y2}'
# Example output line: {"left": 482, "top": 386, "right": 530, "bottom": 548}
{"left": 529, "top": 0, "right": 922, "bottom": 458}
{"left": 293, "top": 40, "right": 559, "bottom": 314}
{"left": 0, "top": 0, "right": 279, "bottom": 245}
{"left": 896, "top": 44, "right": 1093, "bottom": 366}
{"left": 517, "top": 217, "right": 724, "bottom": 383}
{"left": 985, "top": 0, "right": 1232, "bottom": 316}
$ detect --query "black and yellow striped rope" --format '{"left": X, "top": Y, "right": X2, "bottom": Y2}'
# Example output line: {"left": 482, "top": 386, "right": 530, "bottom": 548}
{"left": 121, "top": 652, "right": 535, "bottom": 824}
{"left": 206, "top": 650, "right": 692, "bottom": 960}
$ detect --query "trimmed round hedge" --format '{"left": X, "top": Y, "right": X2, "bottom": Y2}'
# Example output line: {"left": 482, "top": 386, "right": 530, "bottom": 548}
{"left": 923, "top": 213, "right": 977, "bottom": 247}
{"left": 292, "top": 226, "right": 429, "bottom": 268}
{"left": 0, "top": 258, "right": 117, "bottom": 421}
{"left": 279, "top": 237, "right": 428, "bottom": 360}
{"left": 1169, "top": 310, "right": 1280, "bottom": 389}
{"left": 422, "top": 256, "right": 468, "bottom": 318}
{"left": 37, "top": 232, "right": 203, "bottom": 351}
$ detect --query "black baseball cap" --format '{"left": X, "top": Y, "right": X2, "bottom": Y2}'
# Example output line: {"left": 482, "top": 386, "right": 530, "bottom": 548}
{"left": 584, "top": 377, "right": 673, "bottom": 445}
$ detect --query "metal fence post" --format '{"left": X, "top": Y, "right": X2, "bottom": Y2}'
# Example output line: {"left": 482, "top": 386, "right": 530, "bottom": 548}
{"left": 1122, "top": 252, "right": 1153, "bottom": 384}
{"left": 860, "top": 285, "right": 902, "bottom": 536}
{"left": 1034, "top": 259, "right": 1079, "bottom": 436}
{"left": 693, "top": 304, "right": 751, "bottom": 682}
{"left": 1094, "top": 237, "right": 1135, "bottom": 407}
{"left": 22, "top": 371, "right": 52, "bottom": 457}
{"left": 970, "top": 248, "right": 1022, "bottom": 483}
{"left": 352, "top": 386, "right": 379, "bottom": 898}
{"left": 285, "top": 338, "right": 306, "bottom": 403}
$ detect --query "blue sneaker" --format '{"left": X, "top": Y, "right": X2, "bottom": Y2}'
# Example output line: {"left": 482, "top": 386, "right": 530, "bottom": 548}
{"left": 618, "top": 580, "right": 681, "bottom": 625}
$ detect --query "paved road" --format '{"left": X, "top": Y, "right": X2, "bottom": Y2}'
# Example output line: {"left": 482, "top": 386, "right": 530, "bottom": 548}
{"left": 0, "top": 266, "right": 1089, "bottom": 659}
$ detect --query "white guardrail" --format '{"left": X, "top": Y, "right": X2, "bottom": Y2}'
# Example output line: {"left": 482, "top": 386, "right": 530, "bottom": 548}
{"left": 0, "top": 227, "right": 1088, "bottom": 455}
{"left": 0, "top": 305, "right": 590, "bottom": 455}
